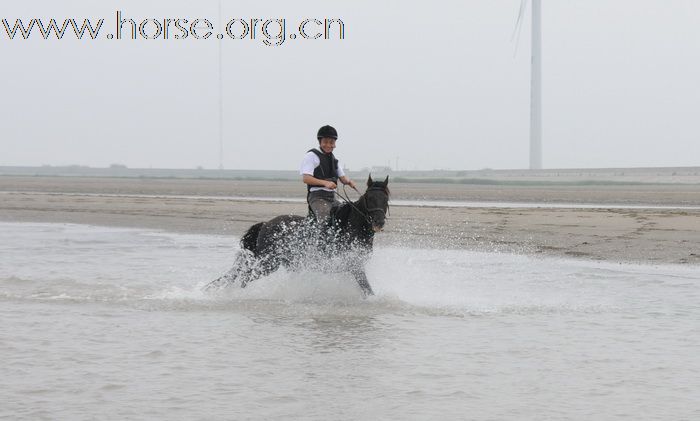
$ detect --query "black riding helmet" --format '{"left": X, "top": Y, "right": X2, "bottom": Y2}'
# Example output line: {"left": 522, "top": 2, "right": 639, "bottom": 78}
{"left": 317, "top": 125, "right": 338, "bottom": 140}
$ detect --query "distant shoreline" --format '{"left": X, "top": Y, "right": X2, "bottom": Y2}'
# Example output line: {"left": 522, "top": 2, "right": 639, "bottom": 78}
{"left": 2, "top": 175, "right": 700, "bottom": 206}
{"left": 2, "top": 165, "right": 700, "bottom": 186}
{"left": 3, "top": 174, "right": 696, "bottom": 187}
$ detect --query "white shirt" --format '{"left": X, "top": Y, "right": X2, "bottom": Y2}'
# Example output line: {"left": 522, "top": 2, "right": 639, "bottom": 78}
{"left": 300, "top": 151, "right": 346, "bottom": 192}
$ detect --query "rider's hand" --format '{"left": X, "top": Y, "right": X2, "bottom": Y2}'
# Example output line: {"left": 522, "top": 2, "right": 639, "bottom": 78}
{"left": 347, "top": 179, "right": 357, "bottom": 190}
{"left": 325, "top": 181, "right": 337, "bottom": 189}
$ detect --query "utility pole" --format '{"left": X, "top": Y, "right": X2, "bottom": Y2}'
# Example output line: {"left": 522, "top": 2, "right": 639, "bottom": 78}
{"left": 529, "top": 0, "right": 542, "bottom": 169}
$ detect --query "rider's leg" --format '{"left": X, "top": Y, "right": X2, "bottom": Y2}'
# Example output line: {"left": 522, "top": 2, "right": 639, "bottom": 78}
{"left": 307, "top": 191, "right": 335, "bottom": 223}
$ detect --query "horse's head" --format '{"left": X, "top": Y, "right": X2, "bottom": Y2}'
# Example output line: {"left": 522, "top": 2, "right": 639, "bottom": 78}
{"left": 364, "top": 175, "right": 390, "bottom": 232}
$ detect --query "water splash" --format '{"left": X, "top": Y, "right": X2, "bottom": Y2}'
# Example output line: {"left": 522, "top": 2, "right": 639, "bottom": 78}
{"left": 1, "top": 222, "right": 697, "bottom": 317}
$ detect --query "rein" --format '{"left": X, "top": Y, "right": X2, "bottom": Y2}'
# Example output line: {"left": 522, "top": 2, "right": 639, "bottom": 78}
{"left": 335, "top": 184, "right": 389, "bottom": 226}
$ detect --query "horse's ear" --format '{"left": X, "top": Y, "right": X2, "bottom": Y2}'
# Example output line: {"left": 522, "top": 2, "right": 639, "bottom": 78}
{"left": 367, "top": 174, "right": 373, "bottom": 187}
{"left": 384, "top": 175, "right": 389, "bottom": 185}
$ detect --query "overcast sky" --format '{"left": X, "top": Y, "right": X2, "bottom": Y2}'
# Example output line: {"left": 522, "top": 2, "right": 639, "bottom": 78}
{"left": 2, "top": 0, "right": 698, "bottom": 171}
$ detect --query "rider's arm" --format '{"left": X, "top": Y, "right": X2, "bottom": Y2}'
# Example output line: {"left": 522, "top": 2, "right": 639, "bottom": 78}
{"left": 303, "top": 174, "right": 336, "bottom": 189}
{"left": 301, "top": 152, "right": 336, "bottom": 188}
{"left": 339, "top": 176, "right": 357, "bottom": 190}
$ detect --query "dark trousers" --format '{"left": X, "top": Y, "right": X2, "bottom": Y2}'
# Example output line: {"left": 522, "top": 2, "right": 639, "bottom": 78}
{"left": 308, "top": 190, "right": 338, "bottom": 222}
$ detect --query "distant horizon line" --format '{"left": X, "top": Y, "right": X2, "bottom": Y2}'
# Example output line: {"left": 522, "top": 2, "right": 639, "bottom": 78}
{"left": 1, "top": 164, "right": 699, "bottom": 173}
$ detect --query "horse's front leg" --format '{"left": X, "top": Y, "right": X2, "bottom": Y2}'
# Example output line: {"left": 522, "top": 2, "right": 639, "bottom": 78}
{"left": 350, "top": 263, "right": 374, "bottom": 297}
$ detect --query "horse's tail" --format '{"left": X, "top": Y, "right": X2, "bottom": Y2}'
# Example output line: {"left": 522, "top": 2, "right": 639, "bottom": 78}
{"left": 241, "top": 222, "right": 264, "bottom": 254}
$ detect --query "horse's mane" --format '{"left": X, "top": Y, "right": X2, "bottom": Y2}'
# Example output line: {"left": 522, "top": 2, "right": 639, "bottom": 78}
{"left": 331, "top": 201, "right": 353, "bottom": 225}
{"left": 367, "top": 182, "right": 390, "bottom": 196}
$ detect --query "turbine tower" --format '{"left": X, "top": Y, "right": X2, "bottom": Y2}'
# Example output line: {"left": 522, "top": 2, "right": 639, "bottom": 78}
{"left": 515, "top": 0, "right": 543, "bottom": 169}
{"left": 217, "top": 0, "right": 224, "bottom": 171}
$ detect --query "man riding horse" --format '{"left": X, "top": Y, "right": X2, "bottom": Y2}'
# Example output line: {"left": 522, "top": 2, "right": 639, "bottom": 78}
{"left": 300, "top": 125, "right": 358, "bottom": 222}
{"left": 205, "top": 125, "right": 389, "bottom": 297}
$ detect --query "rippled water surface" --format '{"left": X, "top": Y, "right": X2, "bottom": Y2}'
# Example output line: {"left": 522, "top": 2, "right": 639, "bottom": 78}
{"left": 1, "top": 222, "right": 699, "bottom": 420}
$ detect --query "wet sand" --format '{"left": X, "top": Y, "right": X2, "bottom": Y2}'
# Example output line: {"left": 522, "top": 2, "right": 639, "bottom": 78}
{"left": 1, "top": 176, "right": 699, "bottom": 265}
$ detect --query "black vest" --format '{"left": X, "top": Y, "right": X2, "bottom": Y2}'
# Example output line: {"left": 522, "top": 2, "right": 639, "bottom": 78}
{"left": 307, "top": 148, "right": 338, "bottom": 192}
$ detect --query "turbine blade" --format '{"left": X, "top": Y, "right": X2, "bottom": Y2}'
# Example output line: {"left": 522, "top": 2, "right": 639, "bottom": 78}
{"left": 511, "top": 0, "right": 528, "bottom": 56}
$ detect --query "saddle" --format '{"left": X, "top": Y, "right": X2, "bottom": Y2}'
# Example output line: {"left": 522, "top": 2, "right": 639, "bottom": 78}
{"left": 306, "top": 202, "right": 350, "bottom": 230}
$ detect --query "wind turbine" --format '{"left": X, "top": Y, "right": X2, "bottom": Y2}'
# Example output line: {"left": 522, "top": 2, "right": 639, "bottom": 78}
{"left": 514, "top": 0, "right": 542, "bottom": 170}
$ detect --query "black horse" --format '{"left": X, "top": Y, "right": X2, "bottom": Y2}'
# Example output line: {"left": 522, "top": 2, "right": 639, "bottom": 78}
{"left": 205, "top": 175, "right": 390, "bottom": 297}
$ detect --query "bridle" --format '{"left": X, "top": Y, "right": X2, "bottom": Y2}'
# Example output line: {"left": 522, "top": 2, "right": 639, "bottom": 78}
{"left": 336, "top": 184, "right": 389, "bottom": 227}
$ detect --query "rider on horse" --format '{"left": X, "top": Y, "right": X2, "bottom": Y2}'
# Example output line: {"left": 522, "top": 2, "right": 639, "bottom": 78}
{"left": 300, "top": 125, "right": 358, "bottom": 223}
{"left": 204, "top": 125, "right": 387, "bottom": 296}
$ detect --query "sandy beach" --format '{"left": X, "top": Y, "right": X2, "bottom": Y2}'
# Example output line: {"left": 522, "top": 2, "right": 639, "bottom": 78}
{"left": 1, "top": 175, "right": 699, "bottom": 265}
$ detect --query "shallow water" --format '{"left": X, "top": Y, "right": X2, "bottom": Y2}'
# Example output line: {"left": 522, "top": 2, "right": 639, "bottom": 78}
{"left": 1, "top": 222, "right": 699, "bottom": 420}
{"left": 4, "top": 190, "right": 700, "bottom": 209}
